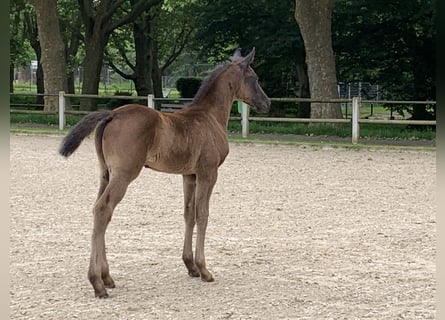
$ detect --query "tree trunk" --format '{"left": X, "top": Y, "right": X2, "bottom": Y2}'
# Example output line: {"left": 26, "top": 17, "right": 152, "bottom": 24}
{"left": 152, "top": 40, "right": 163, "bottom": 98}
{"left": 107, "top": 4, "right": 165, "bottom": 99}
{"left": 132, "top": 12, "right": 153, "bottom": 97}
{"left": 27, "top": 21, "right": 45, "bottom": 106}
{"left": 296, "top": 63, "right": 310, "bottom": 118}
{"left": 295, "top": 0, "right": 342, "bottom": 119}
{"left": 78, "top": 0, "right": 163, "bottom": 111}
{"left": 80, "top": 32, "right": 108, "bottom": 110}
{"left": 29, "top": 0, "right": 69, "bottom": 112}
{"left": 67, "top": 71, "right": 75, "bottom": 94}
{"left": 36, "top": 61, "right": 44, "bottom": 106}
{"left": 24, "top": 7, "right": 43, "bottom": 106}
{"left": 65, "top": 12, "right": 82, "bottom": 96}
{"left": 10, "top": 63, "right": 14, "bottom": 93}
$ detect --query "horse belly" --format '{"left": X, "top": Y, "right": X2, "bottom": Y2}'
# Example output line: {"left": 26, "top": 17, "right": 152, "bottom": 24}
{"left": 144, "top": 151, "right": 195, "bottom": 175}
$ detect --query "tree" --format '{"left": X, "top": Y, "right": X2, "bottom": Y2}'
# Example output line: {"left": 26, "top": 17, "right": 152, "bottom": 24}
{"left": 22, "top": 6, "right": 44, "bottom": 105}
{"left": 106, "top": 0, "right": 195, "bottom": 98}
{"left": 194, "top": 0, "right": 310, "bottom": 117}
{"left": 333, "top": 0, "right": 436, "bottom": 120}
{"left": 153, "top": 0, "right": 196, "bottom": 97}
{"left": 77, "top": 0, "right": 162, "bottom": 111}
{"left": 58, "top": 0, "right": 84, "bottom": 94}
{"left": 295, "top": 0, "right": 343, "bottom": 119}
{"left": 12, "top": 0, "right": 83, "bottom": 102}
{"left": 106, "top": 1, "right": 166, "bottom": 98}
{"left": 29, "top": 0, "right": 69, "bottom": 111}
{"left": 10, "top": 0, "right": 34, "bottom": 93}
{"left": 106, "top": 6, "right": 155, "bottom": 97}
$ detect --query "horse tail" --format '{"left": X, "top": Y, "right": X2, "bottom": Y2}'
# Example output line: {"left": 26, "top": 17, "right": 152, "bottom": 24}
{"left": 59, "top": 110, "right": 113, "bottom": 158}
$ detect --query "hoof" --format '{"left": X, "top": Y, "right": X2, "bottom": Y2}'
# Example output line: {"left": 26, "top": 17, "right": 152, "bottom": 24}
{"left": 103, "top": 276, "right": 115, "bottom": 289}
{"left": 201, "top": 275, "right": 214, "bottom": 282}
{"left": 188, "top": 270, "right": 200, "bottom": 278}
{"left": 95, "top": 291, "right": 109, "bottom": 299}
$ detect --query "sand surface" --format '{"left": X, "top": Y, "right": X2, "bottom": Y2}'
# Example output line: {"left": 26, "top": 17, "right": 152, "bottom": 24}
{"left": 10, "top": 134, "right": 436, "bottom": 319}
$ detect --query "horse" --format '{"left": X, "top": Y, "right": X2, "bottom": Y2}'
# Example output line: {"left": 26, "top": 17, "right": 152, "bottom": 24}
{"left": 59, "top": 48, "right": 271, "bottom": 298}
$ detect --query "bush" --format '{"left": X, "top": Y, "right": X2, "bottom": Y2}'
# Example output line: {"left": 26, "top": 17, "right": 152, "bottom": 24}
{"left": 103, "top": 91, "right": 134, "bottom": 110}
{"left": 176, "top": 78, "right": 202, "bottom": 98}
{"left": 265, "top": 101, "right": 310, "bottom": 118}
{"left": 10, "top": 95, "right": 43, "bottom": 110}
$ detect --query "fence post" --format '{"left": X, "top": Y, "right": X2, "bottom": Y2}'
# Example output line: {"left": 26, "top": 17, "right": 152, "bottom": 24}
{"left": 147, "top": 94, "right": 154, "bottom": 109}
{"left": 241, "top": 101, "right": 249, "bottom": 138}
{"left": 58, "top": 91, "right": 65, "bottom": 130}
{"left": 351, "top": 96, "right": 360, "bottom": 144}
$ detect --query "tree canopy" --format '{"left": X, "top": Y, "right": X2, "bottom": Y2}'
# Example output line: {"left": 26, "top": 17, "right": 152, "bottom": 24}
{"left": 10, "top": 0, "right": 436, "bottom": 118}
{"left": 333, "top": 0, "right": 436, "bottom": 119}
{"left": 333, "top": 0, "right": 435, "bottom": 99}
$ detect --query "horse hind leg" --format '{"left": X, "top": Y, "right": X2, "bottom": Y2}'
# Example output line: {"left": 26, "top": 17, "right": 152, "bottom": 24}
{"left": 88, "top": 174, "right": 132, "bottom": 298}
{"left": 94, "top": 167, "right": 115, "bottom": 288}
{"left": 97, "top": 167, "right": 109, "bottom": 201}
{"left": 182, "top": 175, "right": 200, "bottom": 277}
{"left": 94, "top": 115, "right": 112, "bottom": 202}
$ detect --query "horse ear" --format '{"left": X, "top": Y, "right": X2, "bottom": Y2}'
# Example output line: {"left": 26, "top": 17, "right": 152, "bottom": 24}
{"left": 239, "top": 47, "right": 255, "bottom": 71}
{"left": 231, "top": 48, "right": 242, "bottom": 61}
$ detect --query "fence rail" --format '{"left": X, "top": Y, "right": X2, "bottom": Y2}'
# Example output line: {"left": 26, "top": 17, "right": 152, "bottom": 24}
{"left": 10, "top": 92, "right": 436, "bottom": 144}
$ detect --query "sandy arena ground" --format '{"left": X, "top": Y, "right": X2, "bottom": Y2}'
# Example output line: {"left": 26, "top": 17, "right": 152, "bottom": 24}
{"left": 10, "top": 133, "right": 436, "bottom": 319}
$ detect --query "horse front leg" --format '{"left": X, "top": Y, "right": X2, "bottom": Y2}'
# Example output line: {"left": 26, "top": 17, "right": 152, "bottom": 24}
{"left": 88, "top": 175, "right": 130, "bottom": 298}
{"left": 182, "top": 174, "right": 200, "bottom": 277}
{"left": 194, "top": 171, "right": 217, "bottom": 282}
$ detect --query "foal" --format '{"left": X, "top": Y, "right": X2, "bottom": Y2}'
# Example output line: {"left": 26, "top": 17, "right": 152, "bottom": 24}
{"left": 59, "top": 48, "right": 270, "bottom": 298}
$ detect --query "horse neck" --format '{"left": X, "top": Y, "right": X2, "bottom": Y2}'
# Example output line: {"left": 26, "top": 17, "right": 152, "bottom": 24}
{"left": 193, "top": 71, "right": 239, "bottom": 127}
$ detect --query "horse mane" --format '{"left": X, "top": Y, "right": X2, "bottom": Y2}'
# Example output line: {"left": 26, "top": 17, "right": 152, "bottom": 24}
{"left": 192, "top": 61, "right": 232, "bottom": 104}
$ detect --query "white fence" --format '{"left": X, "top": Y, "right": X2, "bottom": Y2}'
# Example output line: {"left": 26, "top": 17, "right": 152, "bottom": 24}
{"left": 11, "top": 92, "right": 436, "bottom": 144}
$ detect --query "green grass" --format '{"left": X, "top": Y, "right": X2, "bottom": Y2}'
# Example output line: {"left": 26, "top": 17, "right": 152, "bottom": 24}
{"left": 10, "top": 104, "right": 435, "bottom": 141}
{"left": 227, "top": 120, "right": 435, "bottom": 140}
{"left": 10, "top": 113, "right": 83, "bottom": 127}
{"left": 12, "top": 82, "right": 181, "bottom": 97}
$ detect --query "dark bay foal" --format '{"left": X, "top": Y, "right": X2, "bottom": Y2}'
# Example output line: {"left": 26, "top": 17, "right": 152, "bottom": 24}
{"left": 59, "top": 48, "right": 270, "bottom": 298}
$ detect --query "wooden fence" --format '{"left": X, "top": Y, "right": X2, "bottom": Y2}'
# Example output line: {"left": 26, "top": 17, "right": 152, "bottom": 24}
{"left": 10, "top": 92, "right": 436, "bottom": 144}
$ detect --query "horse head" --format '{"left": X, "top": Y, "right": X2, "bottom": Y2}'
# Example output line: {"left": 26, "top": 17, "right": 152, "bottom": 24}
{"left": 231, "top": 48, "right": 271, "bottom": 113}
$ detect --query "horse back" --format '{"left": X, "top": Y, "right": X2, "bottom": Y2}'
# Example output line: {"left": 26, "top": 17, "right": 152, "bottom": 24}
{"left": 102, "top": 104, "right": 229, "bottom": 175}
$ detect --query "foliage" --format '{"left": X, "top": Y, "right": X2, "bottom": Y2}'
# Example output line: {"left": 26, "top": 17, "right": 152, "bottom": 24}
{"left": 10, "top": 95, "right": 41, "bottom": 109}
{"left": 155, "top": 0, "right": 198, "bottom": 71}
{"left": 10, "top": 113, "right": 82, "bottom": 126}
{"left": 57, "top": 0, "right": 84, "bottom": 75}
{"left": 102, "top": 0, "right": 198, "bottom": 97}
{"left": 191, "top": 0, "right": 310, "bottom": 117}
{"left": 175, "top": 77, "right": 202, "bottom": 98}
{"left": 9, "top": 0, "right": 435, "bottom": 118}
{"left": 103, "top": 91, "right": 136, "bottom": 110}
{"left": 333, "top": 0, "right": 436, "bottom": 119}
{"left": 193, "top": 0, "right": 303, "bottom": 97}
{"left": 10, "top": 0, "right": 35, "bottom": 68}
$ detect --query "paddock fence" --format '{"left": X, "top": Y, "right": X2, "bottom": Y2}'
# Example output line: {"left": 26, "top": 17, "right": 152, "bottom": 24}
{"left": 10, "top": 92, "right": 436, "bottom": 144}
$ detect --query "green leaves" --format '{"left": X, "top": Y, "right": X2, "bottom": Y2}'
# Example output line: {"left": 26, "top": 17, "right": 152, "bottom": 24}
{"left": 333, "top": 0, "right": 435, "bottom": 102}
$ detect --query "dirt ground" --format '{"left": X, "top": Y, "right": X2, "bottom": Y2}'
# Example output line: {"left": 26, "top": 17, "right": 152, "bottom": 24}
{"left": 10, "top": 133, "right": 436, "bottom": 319}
